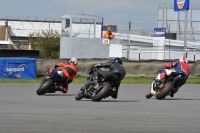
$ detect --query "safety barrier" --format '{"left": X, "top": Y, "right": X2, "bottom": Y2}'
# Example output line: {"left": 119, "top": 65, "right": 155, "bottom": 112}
{"left": 0, "top": 58, "right": 36, "bottom": 79}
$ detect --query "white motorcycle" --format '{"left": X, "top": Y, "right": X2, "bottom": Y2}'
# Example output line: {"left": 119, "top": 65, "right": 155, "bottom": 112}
{"left": 146, "top": 69, "right": 185, "bottom": 100}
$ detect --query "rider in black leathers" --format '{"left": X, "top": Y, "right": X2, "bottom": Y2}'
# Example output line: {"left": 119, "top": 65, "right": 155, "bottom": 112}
{"left": 92, "top": 58, "right": 126, "bottom": 99}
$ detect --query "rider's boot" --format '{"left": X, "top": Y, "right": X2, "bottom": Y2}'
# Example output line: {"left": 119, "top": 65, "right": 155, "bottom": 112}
{"left": 110, "top": 88, "right": 118, "bottom": 99}
{"left": 62, "top": 87, "right": 68, "bottom": 93}
{"left": 170, "top": 91, "right": 175, "bottom": 97}
{"left": 170, "top": 88, "right": 179, "bottom": 97}
{"left": 170, "top": 88, "right": 176, "bottom": 97}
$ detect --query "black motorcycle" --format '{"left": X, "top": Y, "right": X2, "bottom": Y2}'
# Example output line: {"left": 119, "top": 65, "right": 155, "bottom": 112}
{"left": 36, "top": 68, "right": 65, "bottom": 95}
{"left": 75, "top": 67, "right": 122, "bottom": 101}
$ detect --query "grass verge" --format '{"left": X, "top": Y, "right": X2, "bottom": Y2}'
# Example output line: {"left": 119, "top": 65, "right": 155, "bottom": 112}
{"left": 0, "top": 77, "right": 200, "bottom": 84}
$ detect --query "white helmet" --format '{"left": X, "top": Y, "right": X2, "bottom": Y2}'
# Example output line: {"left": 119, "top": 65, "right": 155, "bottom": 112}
{"left": 179, "top": 56, "right": 188, "bottom": 64}
{"left": 70, "top": 58, "right": 78, "bottom": 66}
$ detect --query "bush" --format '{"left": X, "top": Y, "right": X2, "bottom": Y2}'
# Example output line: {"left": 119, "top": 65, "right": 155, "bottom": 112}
{"left": 29, "top": 30, "right": 60, "bottom": 59}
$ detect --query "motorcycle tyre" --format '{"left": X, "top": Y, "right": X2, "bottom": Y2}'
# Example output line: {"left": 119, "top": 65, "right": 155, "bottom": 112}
{"left": 146, "top": 90, "right": 153, "bottom": 99}
{"left": 91, "top": 82, "right": 111, "bottom": 102}
{"left": 75, "top": 89, "right": 84, "bottom": 100}
{"left": 36, "top": 79, "right": 54, "bottom": 95}
{"left": 156, "top": 81, "right": 174, "bottom": 100}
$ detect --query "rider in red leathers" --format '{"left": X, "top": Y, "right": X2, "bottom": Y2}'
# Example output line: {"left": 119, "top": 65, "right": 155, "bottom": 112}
{"left": 44, "top": 58, "right": 78, "bottom": 93}
{"left": 157, "top": 56, "right": 190, "bottom": 97}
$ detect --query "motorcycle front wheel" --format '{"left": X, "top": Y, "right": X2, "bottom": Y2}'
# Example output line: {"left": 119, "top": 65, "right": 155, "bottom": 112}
{"left": 75, "top": 88, "right": 84, "bottom": 100}
{"left": 145, "top": 90, "right": 153, "bottom": 99}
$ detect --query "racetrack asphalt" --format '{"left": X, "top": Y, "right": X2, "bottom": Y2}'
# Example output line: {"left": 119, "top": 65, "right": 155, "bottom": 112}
{"left": 0, "top": 83, "right": 200, "bottom": 133}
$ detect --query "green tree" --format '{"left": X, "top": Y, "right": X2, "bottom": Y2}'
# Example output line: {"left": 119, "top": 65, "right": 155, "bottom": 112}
{"left": 29, "top": 30, "right": 60, "bottom": 59}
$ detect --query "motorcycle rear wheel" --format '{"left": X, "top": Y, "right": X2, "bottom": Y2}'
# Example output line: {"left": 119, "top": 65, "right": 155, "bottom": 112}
{"left": 36, "top": 79, "right": 54, "bottom": 95}
{"left": 156, "top": 81, "right": 174, "bottom": 100}
{"left": 91, "top": 82, "right": 111, "bottom": 102}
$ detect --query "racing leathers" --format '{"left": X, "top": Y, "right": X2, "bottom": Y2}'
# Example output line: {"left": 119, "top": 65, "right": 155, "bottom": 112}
{"left": 93, "top": 61, "right": 126, "bottom": 99}
{"left": 158, "top": 60, "right": 190, "bottom": 97}
{"left": 54, "top": 62, "right": 77, "bottom": 93}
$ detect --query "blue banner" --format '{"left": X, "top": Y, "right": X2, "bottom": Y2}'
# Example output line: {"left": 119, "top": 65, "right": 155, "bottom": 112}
{"left": 154, "top": 28, "right": 166, "bottom": 37}
{"left": 0, "top": 58, "right": 36, "bottom": 79}
{"left": 174, "top": 0, "right": 190, "bottom": 11}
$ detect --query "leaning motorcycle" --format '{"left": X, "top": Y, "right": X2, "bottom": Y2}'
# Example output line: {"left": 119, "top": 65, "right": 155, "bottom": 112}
{"left": 36, "top": 68, "right": 65, "bottom": 95}
{"left": 145, "top": 71, "right": 185, "bottom": 100}
{"left": 75, "top": 67, "right": 122, "bottom": 102}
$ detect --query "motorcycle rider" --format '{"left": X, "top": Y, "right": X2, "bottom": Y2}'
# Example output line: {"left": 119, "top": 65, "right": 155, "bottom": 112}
{"left": 91, "top": 57, "right": 126, "bottom": 99}
{"left": 157, "top": 56, "right": 190, "bottom": 97}
{"left": 49, "top": 58, "right": 78, "bottom": 93}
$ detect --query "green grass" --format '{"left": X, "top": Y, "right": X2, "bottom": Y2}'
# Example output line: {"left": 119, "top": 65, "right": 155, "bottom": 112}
{"left": 0, "top": 77, "right": 200, "bottom": 84}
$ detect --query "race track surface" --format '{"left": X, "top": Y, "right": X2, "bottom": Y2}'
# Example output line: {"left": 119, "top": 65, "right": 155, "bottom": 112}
{"left": 0, "top": 83, "right": 200, "bottom": 133}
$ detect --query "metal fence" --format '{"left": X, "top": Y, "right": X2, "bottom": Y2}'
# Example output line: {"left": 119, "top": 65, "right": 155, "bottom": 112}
{"left": 122, "top": 48, "right": 200, "bottom": 61}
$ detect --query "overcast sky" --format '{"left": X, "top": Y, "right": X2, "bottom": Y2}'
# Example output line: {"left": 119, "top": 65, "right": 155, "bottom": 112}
{"left": 0, "top": 0, "right": 200, "bottom": 30}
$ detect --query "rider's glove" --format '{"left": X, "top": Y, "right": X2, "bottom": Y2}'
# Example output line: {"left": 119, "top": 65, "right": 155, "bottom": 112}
{"left": 94, "top": 64, "right": 101, "bottom": 68}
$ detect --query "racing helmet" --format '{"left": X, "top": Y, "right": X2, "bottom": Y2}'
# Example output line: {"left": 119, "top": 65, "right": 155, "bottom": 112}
{"left": 179, "top": 56, "right": 188, "bottom": 64}
{"left": 70, "top": 58, "right": 78, "bottom": 66}
{"left": 113, "top": 57, "right": 123, "bottom": 65}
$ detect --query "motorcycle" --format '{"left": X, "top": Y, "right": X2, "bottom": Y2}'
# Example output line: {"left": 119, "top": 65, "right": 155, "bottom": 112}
{"left": 145, "top": 71, "right": 185, "bottom": 100}
{"left": 75, "top": 67, "right": 122, "bottom": 102}
{"left": 36, "top": 68, "right": 65, "bottom": 95}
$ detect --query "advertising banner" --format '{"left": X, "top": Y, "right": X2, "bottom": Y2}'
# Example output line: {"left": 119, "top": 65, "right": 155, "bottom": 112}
{"left": 0, "top": 58, "right": 36, "bottom": 79}
{"left": 153, "top": 28, "right": 166, "bottom": 60}
{"left": 174, "top": 0, "right": 190, "bottom": 11}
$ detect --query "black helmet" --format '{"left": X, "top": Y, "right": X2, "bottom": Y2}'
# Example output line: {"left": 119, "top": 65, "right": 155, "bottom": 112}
{"left": 114, "top": 57, "right": 123, "bottom": 65}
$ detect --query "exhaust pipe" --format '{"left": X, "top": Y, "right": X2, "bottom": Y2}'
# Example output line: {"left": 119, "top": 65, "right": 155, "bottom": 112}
{"left": 173, "top": 75, "right": 183, "bottom": 83}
